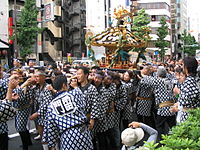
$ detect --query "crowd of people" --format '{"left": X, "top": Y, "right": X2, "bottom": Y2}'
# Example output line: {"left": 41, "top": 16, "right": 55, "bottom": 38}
{"left": 0, "top": 56, "right": 200, "bottom": 150}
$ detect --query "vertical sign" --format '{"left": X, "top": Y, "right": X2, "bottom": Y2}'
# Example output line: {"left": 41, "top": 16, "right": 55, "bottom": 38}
{"left": 44, "top": 2, "right": 54, "bottom": 21}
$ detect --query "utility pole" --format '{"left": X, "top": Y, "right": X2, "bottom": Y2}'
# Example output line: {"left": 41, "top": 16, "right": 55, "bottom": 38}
{"left": 14, "top": 0, "right": 18, "bottom": 58}
{"left": 182, "top": 39, "right": 184, "bottom": 59}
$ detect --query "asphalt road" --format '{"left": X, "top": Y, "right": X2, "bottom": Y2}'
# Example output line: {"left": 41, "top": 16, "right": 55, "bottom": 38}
{"left": 7, "top": 119, "right": 43, "bottom": 150}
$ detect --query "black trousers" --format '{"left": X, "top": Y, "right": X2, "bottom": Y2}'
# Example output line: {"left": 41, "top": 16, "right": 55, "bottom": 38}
{"left": 155, "top": 115, "right": 176, "bottom": 142}
{"left": 19, "top": 130, "right": 32, "bottom": 150}
{"left": 95, "top": 131, "right": 108, "bottom": 150}
{"left": 137, "top": 114, "right": 156, "bottom": 129}
{"left": 0, "top": 133, "right": 8, "bottom": 150}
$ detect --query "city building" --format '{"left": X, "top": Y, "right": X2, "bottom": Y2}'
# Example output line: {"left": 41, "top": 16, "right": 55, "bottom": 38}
{"left": 63, "top": 0, "right": 86, "bottom": 59}
{"left": 0, "top": 0, "right": 25, "bottom": 67}
{"left": 36, "top": 0, "right": 62, "bottom": 63}
{"left": 0, "top": 0, "right": 9, "bottom": 66}
{"left": 85, "top": 0, "right": 133, "bottom": 59}
{"left": 187, "top": 0, "right": 200, "bottom": 42}
{"left": 176, "top": 0, "right": 187, "bottom": 57}
{"left": 137, "top": 0, "right": 171, "bottom": 56}
{"left": 170, "top": 0, "right": 177, "bottom": 55}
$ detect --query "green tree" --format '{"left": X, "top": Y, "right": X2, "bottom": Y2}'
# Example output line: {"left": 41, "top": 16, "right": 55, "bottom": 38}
{"left": 180, "top": 30, "right": 200, "bottom": 56}
{"left": 155, "top": 17, "right": 169, "bottom": 62}
{"left": 142, "top": 108, "right": 200, "bottom": 150}
{"left": 15, "top": 0, "right": 40, "bottom": 60}
{"left": 131, "top": 9, "right": 151, "bottom": 63}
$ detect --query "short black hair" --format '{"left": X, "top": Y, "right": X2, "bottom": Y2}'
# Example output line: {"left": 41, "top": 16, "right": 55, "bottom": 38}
{"left": 126, "top": 70, "right": 134, "bottom": 79}
{"left": 96, "top": 70, "right": 105, "bottom": 77}
{"left": 53, "top": 75, "right": 67, "bottom": 91}
{"left": 78, "top": 66, "right": 89, "bottom": 75}
{"left": 183, "top": 57, "right": 198, "bottom": 75}
{"left": 112, "top": 72, "right": 120, "bottom": 80}
{"left": 91, "top": 66, "right": 100, "bottom": 70}
{"left": 175, "top": 66, "right": 183, "bottom": 73}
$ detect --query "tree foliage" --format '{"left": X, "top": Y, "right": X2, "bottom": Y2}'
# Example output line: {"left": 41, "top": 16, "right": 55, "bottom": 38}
{"left": 155, "top": 17, "right": 169, "bottom": 62}
{"left": 15, "top": 0, "right": 40, "bottom": 60}
{"left": 131, "top": 9, "right": 151, "bottom": 63}
{"left": 143, "top": 108, "right": 200, "bottom": 150}
{"left": 180, "top": 30, "right": 200, "bottom": 56}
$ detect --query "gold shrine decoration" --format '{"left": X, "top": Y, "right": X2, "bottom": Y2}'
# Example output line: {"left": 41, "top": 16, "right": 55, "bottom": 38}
{"left": 89, "top": 26, "right": 146, "bottom": 48}
{"left": 113, "top": 6, "right": 131, "bottom": 20}
{"left": 85, "top": 5, "right": 149, "bottom": 69}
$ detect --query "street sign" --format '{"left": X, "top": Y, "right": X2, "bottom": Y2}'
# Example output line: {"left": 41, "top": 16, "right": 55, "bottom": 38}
{"left": 184, "top": 44, "right": 199, "bottom": 47}
{"left": 154, "top": 51, "right": 159, "bottom": 55}
{"left": 196, "top": 50, "right": 200, "bottom": 60}
{"left": 44, "top": 2, "right": 54, "bottom": 21}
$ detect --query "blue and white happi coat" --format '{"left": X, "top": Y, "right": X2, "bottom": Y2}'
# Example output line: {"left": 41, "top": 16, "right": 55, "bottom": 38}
{"left": 79, "top": 83, "right": 100, "bottom": 120}
{"left": 121, "top": 81, "right": 137, "bottom": 121}
{"left": 0, "top": 78, "right": 10, "bottom": 134}
{"left": 136, "top": 75, "right": 154, "bottom": 117}
{"left": 43, "top": 88, "right": 93, "bottom": 150}
{"left": 12, "top": 87, "right": 32, "bottom": 131}
{"left": 93, "top": 85, "right": 110, "bottom": 133}
{"left": 178, "top": 75, "right": 200, "bottom": 122}
{"left": 150, "top": 77, "right": 176, "bottom": 116}
{"left": 114, "top": 82, "right": 128, "bottom": 126}
{"left": 0, "top": 100, "right": 16, "bottom": 134}
{"left": 32, "top": 83, "right": 53, "bottom": 126}
{"left": 104, "top": 83, "right": 117, "bottom": 129}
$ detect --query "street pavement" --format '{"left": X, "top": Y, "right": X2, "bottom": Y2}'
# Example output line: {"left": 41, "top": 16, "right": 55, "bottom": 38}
{"left": 7, "top": 119, "right": 43, "bottom": 150}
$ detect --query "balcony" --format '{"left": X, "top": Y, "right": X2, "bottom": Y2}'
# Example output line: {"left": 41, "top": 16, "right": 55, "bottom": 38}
{"left": 72, "top": 0, "right": 79, "bottom": 2}
{"left": 54, "top": 6, "right": 61, "bottom": 16}
{"left": 69, "top": 26, "right": 80, "bottom": 34}
{"left": 54, "top": 40, "right": 62, "bottom": 51}
{"left": 46, "top": 21, "right": 62, "bottom": 38}
{"left": 69, "top": 11, "right": 79, "bottom": 19}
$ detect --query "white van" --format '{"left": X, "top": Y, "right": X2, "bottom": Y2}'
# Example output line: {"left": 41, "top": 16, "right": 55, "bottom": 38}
{"left": 72, "top": 59, "right": 94, "bottom": 67}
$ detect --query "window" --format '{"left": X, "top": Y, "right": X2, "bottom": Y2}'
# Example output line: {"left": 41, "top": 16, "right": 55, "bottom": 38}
{"left": 151, "top": 15, "right": 156, "bottom": 21}
{"left": 139, "top": 2, "right": 170, "bottom": 11}
{"left": 150, "top": 15, "right": 170, "bottom": 22}
{"left": 105, "top": 16, "right": 107, "bottom": 28}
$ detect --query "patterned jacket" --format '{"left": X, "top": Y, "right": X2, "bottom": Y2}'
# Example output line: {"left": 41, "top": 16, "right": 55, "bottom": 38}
{"left": 32, "top": 83, "right": 53, "bottom": 126}
{"left": 113, "top": 82, "right": 128, "bottom": 126}
{"left": 151, "top": 77, "right": 176, "bottom": 116}
{"left": 79, "top": 83, "right": 100, "bottom": 120}
{"left": 93, "top": 85, "right": 110, "bottom": 133}
{"left": 122, "top": 81, "right": 137, "bottom": 121}
{"left": 178, "top": 75, "right": 200, "bottom": 122}
{"left": 0, "top": 78, "right": 10, "bottom": 134}
{"left": 105, "top": 83, "right": 117, "bottom": 129}
{"left": 136, "top": 75, "right": 154, "bottom": 116}
{"left": 43, "top": 88, "right": 93, "bottom": 149}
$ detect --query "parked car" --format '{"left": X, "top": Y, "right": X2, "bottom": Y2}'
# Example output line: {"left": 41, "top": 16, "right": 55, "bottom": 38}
{"left": 72, "top": 59, "right": 94, "bottom": 67}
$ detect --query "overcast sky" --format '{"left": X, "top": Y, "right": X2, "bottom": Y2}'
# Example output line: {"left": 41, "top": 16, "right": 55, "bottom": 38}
{"left": 187, "top": 0, "right": 200, "bottom": 15}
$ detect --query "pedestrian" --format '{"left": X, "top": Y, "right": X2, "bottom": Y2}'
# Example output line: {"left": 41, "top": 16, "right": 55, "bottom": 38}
{"left": 22, "top": 70, "right": 53, "bottom": 150}
{"left": 92, "top": 71, "right": 110, "bottom": 150}
{"left": 150, "top": 67, "right": 176, "bottom": 141}
{"left": 136, "top": 66, "right": 155, "bottom": 128}
{"left": 171, "top": 56, "right": 200, "bottom": 122}
{"left": 11, "top": 69, "right": 32, "bottom": 150}
{"left": 43, "top": 75, "right": 93, "bottom": 150}
{"left": 121, "top": 122, "right": 158, "bottom": 150}
{"left": 0, "top": 78, "right": 19, "bottom": 150}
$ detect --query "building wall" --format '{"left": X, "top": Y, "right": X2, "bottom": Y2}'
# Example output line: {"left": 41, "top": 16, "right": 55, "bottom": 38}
{"left": 0, "top": 0, "right": 9, "bottom": 49}
{"left": 177, "top": 0, "right": 187, "bottom": 34}
{"left": 138, "top": 0, "right": 171, "bottom": 55}
{"left": 36, "top": 0, "right": 62, "bottom": 62}
{"left": 187, "top": 0, "right": 200, "bottom": 41}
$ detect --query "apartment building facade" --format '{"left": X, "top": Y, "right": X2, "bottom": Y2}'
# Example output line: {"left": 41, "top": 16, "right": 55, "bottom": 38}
{"left": 137, "top": 0, "right": 171, "bottom": 56}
